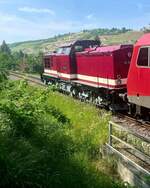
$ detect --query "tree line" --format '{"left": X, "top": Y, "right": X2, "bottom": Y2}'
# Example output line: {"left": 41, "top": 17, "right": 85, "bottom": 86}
{"left": 0, "top": 40, "right": 43, "bottom": 74}
{"left": 82, "top": 27, "right": 132, "bottom": 36}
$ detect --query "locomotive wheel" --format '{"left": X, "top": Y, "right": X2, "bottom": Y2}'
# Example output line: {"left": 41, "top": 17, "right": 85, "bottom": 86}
{"left": 70, "top": 87, "right": 78, "bottom": 98}
{"left": 89, "top": 96, "right": 94, "bottom": 103}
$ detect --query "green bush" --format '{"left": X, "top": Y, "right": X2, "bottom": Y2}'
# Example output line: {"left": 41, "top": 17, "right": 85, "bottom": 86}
{"left": 0, "top": 80, "right": 129, "bottom": 188}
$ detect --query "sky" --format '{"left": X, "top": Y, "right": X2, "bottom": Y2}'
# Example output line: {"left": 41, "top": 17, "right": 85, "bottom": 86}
{"left": 0, "top": 0, "right": 150, "bottom": 43}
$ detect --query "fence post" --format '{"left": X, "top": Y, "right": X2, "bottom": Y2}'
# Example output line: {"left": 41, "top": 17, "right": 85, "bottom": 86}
{"left": 109, "top": 122, "right": 112, "bottom": 146}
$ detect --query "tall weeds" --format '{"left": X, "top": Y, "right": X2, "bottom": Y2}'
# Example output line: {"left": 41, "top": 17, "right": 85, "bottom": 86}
{"left": 0, "top": 80, "right": 129, "bottom": 188}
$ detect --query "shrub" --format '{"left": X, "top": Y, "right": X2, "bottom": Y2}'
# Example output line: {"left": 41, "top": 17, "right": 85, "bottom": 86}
{"left": 0, "top": 80, "right": 129, "bottom": 188}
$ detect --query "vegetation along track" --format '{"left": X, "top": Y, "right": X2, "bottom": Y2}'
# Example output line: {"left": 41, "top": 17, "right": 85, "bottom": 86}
{"left": 9, "top": 71, "right": 44, "bottom": 86}
{"left": 9, "top": 71, "right": 150, "bottom": 140}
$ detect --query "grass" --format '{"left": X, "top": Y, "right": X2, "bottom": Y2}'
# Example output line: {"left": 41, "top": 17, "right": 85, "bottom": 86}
{"left": 47, "top": 91, "right": 110, "bottom": 154}
{"left": 101, "top": 31, "right": 143, "bottom": 45}
{"left": 0, "top": 80, "right": 130, "bottom": 188}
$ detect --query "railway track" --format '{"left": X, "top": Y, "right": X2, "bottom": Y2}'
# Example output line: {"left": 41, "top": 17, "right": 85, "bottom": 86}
{"left": 9, "top": 71, "right": 44, "bottom": 86}
{"left": 112, "top": 113, "right": 150, "bottom": 142}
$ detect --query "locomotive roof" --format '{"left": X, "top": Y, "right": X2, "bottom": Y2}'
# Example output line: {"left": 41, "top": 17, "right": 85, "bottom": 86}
{"left": 44, "top": 52, "right": 53, "bottom": 57}
{"left": 135, "top": 33, "right": 150, "bottom": 47}
{"left": 79, "top": 44, "right": 133, "bottom": 55}
{"left": 93, "top": 45, "right": 132, "bottom": 53}
{"left": 60, "top": 40, "right": 100, "bottom": 48}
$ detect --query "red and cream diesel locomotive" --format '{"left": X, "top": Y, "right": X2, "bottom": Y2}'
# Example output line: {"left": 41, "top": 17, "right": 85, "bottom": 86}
{"left": 42, "top": 33, "right": 150, "bottom": 117}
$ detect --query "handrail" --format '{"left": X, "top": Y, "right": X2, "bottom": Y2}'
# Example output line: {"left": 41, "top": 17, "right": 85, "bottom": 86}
{"left": 108, "top": 121, "right": 150, "bottom": 173}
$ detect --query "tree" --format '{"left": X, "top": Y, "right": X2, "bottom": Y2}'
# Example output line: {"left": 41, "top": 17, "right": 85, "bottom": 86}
{"left": 142, "top": 24, "right": 150, "bottom": 33}
{"left": 0, "top": 52, "right": 12, "bottom": 69}
{"left": 0, "top": 40, "right": 11, "bottom": 55}
{"left": 26, "top": 52, "right": 43, "bottom": 73}
{"left": 0, "top": 69, "right": 7, "bottom": 82}
{"left": 94, "top": 35, "right": 102, "bottom": 46}
{"left": 0, "top": 69, "right": 8, "bottom": 90}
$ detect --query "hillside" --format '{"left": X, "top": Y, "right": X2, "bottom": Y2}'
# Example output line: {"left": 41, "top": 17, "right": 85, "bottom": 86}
{"left": 9, "top": 29, "right": 144, "bottom": 54}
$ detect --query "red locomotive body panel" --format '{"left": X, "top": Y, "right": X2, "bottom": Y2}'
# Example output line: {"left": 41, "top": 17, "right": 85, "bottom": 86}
{"left": 44, "top": 53, "right": 75, "bottom": 80}
{"left": 54, "top": 54, "right": 73, "bottom": 80}
{"left": 44, "top": 53, "right": 77, "bottom": 80}
{"left": 44, "top": 54, "right": 58, "bottom": 78}
{"left": 43, "top": 40, "right": 100, "bottom": 81}
{"left": 127, "top": 33, "right": 150, "bottom": 109}
{"left": 76, "top": 45, "right": 133, "bottom": 89}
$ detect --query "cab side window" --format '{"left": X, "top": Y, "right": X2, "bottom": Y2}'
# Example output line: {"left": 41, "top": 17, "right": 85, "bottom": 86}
{"left": 74, "top": 45, "right": 83, "bottom": 52}
{"left": 57, "top": 48, "right": 63, "bottom": 54}
{"left": 45, "top": 58, "right": 50, "bottom": 68}
{"left": 62, "top": 47, "right": 71, "bottom": 55}
{"left": 137, "top": 47, "right": 149, "bottom": 67}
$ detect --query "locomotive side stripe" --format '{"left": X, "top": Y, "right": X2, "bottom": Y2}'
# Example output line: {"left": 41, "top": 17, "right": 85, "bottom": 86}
{"left": 44, "top": 69, "right": 57, "bottom": 75}
{"left": 77, "top": 74, "right": 127, "bottom": 86}
{"left": 58, "top": 73, "right": 77, "bottom": 79}
{"left": 74, "top": 79, "right": 126, "bottom": 89}
{"left": 44, "top": 69, "right": 127, "bottom": 86}
{"left": 44, "top": 69, "right": 76, "bottom": 79}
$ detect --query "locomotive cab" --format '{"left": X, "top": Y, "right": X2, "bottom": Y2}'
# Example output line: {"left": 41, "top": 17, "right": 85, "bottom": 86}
{"left": 42, "top": 40, "right": 100, "bottom": 83}
{"left": 127, "top": 33, "right": 150, "bottom": 117}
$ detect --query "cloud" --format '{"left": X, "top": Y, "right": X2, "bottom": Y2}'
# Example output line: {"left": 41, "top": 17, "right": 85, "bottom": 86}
{"left": 1, "top": 10, "right": 149, "bottom": 44}
{"left": 86, "top": 14, "right": 94, "bottom": 20}
{"left": 0, "top": 12, "right": 96, "bottom": 43}
{"left": 18, "top": 6, "right": 55, "bottom": 15}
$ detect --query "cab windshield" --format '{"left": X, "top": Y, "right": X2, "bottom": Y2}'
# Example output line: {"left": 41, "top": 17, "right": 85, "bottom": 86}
{"left": 56, "top": 47, "right": 71, "bottom": 55}
{"left": 56, "top": 48, "right": 63, "bottom": 54}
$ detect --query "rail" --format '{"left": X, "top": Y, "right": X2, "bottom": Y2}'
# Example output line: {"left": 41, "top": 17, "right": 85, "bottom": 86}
{"left": 9, "top": 71, "right": 44, "bottom": 86}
